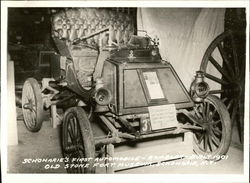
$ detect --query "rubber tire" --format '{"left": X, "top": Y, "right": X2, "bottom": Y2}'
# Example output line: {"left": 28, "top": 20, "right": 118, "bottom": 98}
{"left": 62, "top": 107, "right": 95, "bottom": 173}
{"left": 192, "top": 95, "right": 232, "bottom": 160}
{"left": 22, "top": 78, "right": 44, "bottom": 132}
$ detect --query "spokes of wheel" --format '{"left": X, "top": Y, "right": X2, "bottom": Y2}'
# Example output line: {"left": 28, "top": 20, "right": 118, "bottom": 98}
{"left": 62, "top": 107, "right": 95, "bottom": 174}
{"left": 22, "top": 78, "right": 44, "bottom": 132}
{"left": 200, "top": 31, "right": 245, "bottom": 142}
{"left": 192, "top": 95, "right": 232, "bottom": 159}
{"left": 193, "top": 101, "right": 223, "bottom": 153}
{"left": 23, "top": 83, "right": 37, "bottom": 128}
{"left": 64, "top": 114, "right": 85, "bottom": 173}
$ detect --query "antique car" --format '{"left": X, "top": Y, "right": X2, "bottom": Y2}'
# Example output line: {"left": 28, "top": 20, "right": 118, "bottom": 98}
{"left": 21, "top": 8, "right": 232, "bottom": 173}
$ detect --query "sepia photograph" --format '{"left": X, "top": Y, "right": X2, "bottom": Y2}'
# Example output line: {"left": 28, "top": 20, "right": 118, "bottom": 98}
{"left": 1, "top": 1, "right": 249, "bottom": 183}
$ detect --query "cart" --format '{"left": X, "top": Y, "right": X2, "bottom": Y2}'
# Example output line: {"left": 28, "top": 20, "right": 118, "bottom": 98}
{"left": 21, "top": 8, "right": 232, "bottom": 173}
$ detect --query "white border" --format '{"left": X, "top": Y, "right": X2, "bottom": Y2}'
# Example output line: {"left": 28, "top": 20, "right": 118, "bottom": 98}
{"left": 1, "top": 0, "right": 250, "bottom": 7}
{"left": 1, "top": 1, "right": 249, "bottom": 183}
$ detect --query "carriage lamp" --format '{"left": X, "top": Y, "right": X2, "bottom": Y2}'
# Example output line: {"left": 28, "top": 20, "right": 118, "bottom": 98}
{"left": 190, "top": 71, "right": 210, "bottom": 102}
{"left": 94, "top": 87, "right": 112, "bottom": 106}
{"left": 93, "top": 78, "right": 112, "bottom": 106}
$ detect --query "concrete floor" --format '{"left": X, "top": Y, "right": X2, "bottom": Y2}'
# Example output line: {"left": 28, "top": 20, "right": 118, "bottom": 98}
{"left": 7, "top": 108, "right": 244, "bottom": 174}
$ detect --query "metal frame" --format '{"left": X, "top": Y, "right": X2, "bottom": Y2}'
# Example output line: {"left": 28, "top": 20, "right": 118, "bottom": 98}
{"left": 93, "top": 109, "right": 204, "bottom": 148}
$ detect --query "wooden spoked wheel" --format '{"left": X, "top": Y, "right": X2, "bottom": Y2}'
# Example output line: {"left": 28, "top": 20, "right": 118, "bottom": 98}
{"left": 192, "top": 95, "right": 232, "bottom": 160}
{"left": 62, "top": 107, "right": 95, "bottom": 173}
{"left": 200, "top": 31, "right": 245, "bottom": 142}
{"left": 22, "top": 78, "right": 44, "bottom": 132}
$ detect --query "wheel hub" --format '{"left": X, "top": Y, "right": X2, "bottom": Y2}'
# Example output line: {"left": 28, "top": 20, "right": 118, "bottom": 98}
{"left": 202, "top": 122, "right": 210, "bottom": 130}
{"left": 23, "top": 100, "right": 34, "bottom": 111}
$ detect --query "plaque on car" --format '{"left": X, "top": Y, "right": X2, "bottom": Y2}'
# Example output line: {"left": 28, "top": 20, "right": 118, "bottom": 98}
{"left": 148, "top": 104, "right": 178, "bottom": 130}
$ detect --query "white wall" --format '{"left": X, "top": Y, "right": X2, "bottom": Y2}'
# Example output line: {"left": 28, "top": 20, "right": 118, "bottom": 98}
{"left": 137, "top": 8, "right": 225, "bottom": 89}
{"left": 8, "top": 56, "right": 18, "bottom": 146}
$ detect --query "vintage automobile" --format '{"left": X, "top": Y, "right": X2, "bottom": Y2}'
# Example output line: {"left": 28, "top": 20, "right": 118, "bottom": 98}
{"left": 21, "top": 8, "right": 232, "bottom": 173}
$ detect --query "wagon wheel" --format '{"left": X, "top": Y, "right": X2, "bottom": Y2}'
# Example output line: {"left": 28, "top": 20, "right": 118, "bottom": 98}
{"left": 192, "top": 95, "right": 232, "bottom": 160}
{"left": 200, "top": 31, "right": 245, "bottom": 142}
{"left": 22, "top": 78, "right": 44, "bottom": 132}
{"left": 62, "top": 107, "right": 95, "bottom": 173}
